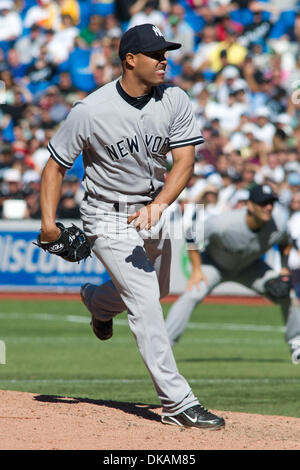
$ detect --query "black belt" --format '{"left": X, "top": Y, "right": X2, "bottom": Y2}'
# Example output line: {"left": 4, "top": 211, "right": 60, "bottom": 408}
{"left": 84, "top": 192, "right": 157, "bottom": 213}
{"left": 113, "top": 201, "right": 151, "bottom": 212}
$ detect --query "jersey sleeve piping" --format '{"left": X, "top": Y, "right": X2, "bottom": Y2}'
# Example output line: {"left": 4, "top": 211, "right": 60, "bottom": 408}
{"left": 169, "top": 136, "right": 204, "bottom": 149}
{"left": 47, "top": 142, "right": 73, "bottom": 169}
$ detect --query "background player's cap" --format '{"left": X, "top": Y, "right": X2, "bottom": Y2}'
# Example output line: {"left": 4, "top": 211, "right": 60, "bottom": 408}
{"left": 249, "top": 184, "right": 278, "bottom": 205}
{"left": 119, "top": 23, "right": 182, "bottom": 61}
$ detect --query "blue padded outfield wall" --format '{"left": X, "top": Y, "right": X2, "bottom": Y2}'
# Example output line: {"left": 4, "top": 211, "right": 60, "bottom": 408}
{"left": 0, "top": 220, "right": 270, "bottom": 296}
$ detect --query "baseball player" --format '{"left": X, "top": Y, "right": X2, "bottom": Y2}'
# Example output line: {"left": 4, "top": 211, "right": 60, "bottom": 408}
{"left": 38, "top": 24, "right": 225, "bottom": 429}
{"left": 165, "top": 184, "right": 300, "bottom": 365}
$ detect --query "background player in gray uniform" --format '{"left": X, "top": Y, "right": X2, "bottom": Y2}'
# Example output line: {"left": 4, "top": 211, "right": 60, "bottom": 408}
{"left": 165, "top": 184, "right": 300, "bottom": 365}
{"left": 38, "top": 24, "right": 225, "bottom": 429}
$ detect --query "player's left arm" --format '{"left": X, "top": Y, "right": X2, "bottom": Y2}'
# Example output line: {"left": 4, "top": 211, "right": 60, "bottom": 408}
{"left": 278, "top": 242, "right": 292, "bottom": 275}
{"left": 128, "top": 145, "right": 195, "bottom": 230}
{"left": 154, "top": 144, "right": 195, "bottom": 209}
{"left": 264, "top": 241, "right": 294, "bottom": 299}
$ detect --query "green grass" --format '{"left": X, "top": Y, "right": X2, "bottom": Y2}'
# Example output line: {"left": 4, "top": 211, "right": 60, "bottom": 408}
{"left": 0, "top": 299, "right": 299, "bottom": 417}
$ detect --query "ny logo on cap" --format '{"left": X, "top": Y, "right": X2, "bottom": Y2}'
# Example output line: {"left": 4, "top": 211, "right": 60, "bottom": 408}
{"left": 262, "top": 185, "right": 272, "bottom": 194}
{"left": 152, "top": 25, "right": 163, "bottom": 37}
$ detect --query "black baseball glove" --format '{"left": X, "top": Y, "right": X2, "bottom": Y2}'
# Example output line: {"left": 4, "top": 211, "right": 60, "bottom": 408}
{"left": 34, "top": 222, "right": 91, "bottom": 263}
{"left": 264, "top": 274, "right": 292, "bottom": 299}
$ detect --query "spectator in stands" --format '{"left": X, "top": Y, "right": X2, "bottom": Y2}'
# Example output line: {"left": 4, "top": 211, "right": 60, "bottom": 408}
{"left": 23, "top": 0, "right": 61, "bottom": 32}
{"left": 22, "top": 169, "right": 42, "bottom": 220}
{"left": 284, "top": 148, "right": 300, "bottom": 173}
{"left": 57, "top": 189, "right": 81, "bottom": 218}
{"left": 193, "top": 183, "right": 221, "bottom": 219}
{"left": 256, "top": 150, "right": 286, "bottom": 184}
{"left": 239, "top": 10, "right": 272, "bottom": 49}
{"left": 214, "top": 64, "right": 242, "bottom": 104}
{"left": 189, "top": 0, "right": 233, "bottom": 18}
{"left": 58, "top": 0, "right": 80, "bottom": 26}
{"left": 114, "top": 0, "right": 169, "bottom": 29}
{"left": 0, "top": 1, "right": 22, "bottom": 44}
{"left": 192, "top": 25, "right": 218, "bottom": 72}
{"left": 77, "top": 14, "right": 106, "bottom": 47}
{"left": 287, "top": 171, "right": 300, "bottom": 195}
{"left": 46, "top": 14, "right": 80, "bottom": 64}
{"left": 57, "top": 71, "right": 78, "bottom": 102}
{"left": 30, "top": 136, "right": 52, "bottom": 175}
{"left": 0, "top": 47, "right": 7, "bottom": 73}
{"left": 163, "top": 3, "right": 195, "bottom": 62}
{"left": 240, "top": 161, "right": 257, "bottom": 188}
{"left": 6, "top": 49, "right": 29, "bottom": 80}
{"left": 208, "top": 27, "right": 248, "bottom": 72}
{"left": 0, "top": 84, "right": 32, "bottom": 127}
{"left": 215, "top": 12, "right": 243, "bottom": 41}
{"left": 61, "top": 173, "right": 83, "bottom": 203}
{"left": 38, "top": 85, "right": 69, "bottom": 124}
{"left": 128, "top": 0, "right": 166, "bottom": 30}
{"left": 173, "top": 54, "right": 202, "bottom": 92}
{"left": 0, "top": 143, "right": 14, "bottom": 172}
{"left": 25, "top": 44, "right": 57, "bottom": 96}
{"left": 114, "top": 0, "right": 138, "bottom": 28}
{"left": 0, "top": 69, "right": 15, "bottom": 104}
{"left": 104, "top": 13, "right": 122, "bottom": 41}
{"left": 1, "top": 167, "right": 23, "bottom": 199}
{"left": 217, "top": 91, "right": 248, "bottom": 134}
{"left": 195, "top": 124, "right": 223, "bottom": 168}
{"left": 90, "top": 35, "right": 119, "bottom": 74}
{"left": 24, "top": 186, "right": 42, "bottom": 219}
{"left": 251, "top": 106, "right": 276, "bottom": 145}
{"left": 14, "top": 25, "right": 45, "bottom": 66}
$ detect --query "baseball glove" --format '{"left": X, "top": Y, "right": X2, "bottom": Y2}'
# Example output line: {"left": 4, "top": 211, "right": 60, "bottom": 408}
{"left": 34, "top": 222, "right": 91, "bottom": 263}
{"left": 264, "top": 274, "right": 292, "bottom": 299}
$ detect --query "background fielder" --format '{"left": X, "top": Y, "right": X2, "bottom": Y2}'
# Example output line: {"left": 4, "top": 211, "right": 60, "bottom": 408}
{"left": 165, "top": 184, "right": 300, "bottom": 365}
{"left": 38, "top": 24, "right": 225, "bottom": 429}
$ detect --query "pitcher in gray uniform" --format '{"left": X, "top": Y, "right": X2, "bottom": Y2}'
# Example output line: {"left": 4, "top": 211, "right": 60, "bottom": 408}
{"left": 165, "top": 184, "right": 300, "bottom": 365}
{"left": 38, "top": 24, "right": 225, "bottom": 429}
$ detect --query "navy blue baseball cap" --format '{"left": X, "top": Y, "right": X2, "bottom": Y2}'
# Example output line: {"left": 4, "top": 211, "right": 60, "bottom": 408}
{"left": 119, "top": 23, "right": 181, "bottom": 61}
{"left": 249, "top": 184, "right": 278, "bottom": 205}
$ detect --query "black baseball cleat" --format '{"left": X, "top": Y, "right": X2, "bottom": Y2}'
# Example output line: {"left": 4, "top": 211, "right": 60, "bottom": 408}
{"left": 289, "top": 336, "right": 300, "bottom": 365}
{"left": 90, "top": 316, "right": 113, "bottom": 341}
{"left": 80, "top": 283, "right": 113, "bottom": 341}
{"left": 161, "top": 404, "right": 225, "bottom": 430}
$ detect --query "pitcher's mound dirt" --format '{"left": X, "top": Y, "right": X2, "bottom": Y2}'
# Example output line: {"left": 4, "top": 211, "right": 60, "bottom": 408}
{"left": 0, "top": 390, "right": 299, "bottom": 450}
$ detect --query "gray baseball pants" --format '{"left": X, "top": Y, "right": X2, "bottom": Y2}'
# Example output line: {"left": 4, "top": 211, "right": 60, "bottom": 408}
{"left": 80, "top": 198, "right": 199, "bottom": 416}
{"left": 165, "top": 255, "right": 300, "bottom": 346}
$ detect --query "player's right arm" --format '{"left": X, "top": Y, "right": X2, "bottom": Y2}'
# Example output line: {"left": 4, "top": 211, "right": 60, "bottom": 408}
{"left": 186, "top": 249, "right": 208, "bottom": 291}
{"left": 40, "top": 102, "right": 91, "bottom": 241}
{"left": 40, "top": 157, "right": 66, "bottom": 242}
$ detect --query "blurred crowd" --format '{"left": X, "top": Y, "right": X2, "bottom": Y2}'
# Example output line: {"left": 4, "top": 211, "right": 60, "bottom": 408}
{"left": 0, "top": 0, "right": 300, "bottom": 245}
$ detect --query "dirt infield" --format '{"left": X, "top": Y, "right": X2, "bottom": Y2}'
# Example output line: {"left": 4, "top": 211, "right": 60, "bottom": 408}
{"left": 0, "top": 389, "right": 299, "bottom": 450}
{"left": 2, "top": 293, "right": 298, "bottom": 451}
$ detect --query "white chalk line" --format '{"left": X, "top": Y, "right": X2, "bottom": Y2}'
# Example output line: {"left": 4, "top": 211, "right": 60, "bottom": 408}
{"left": 0, "top": 378, "right": 299, "bottom": 385}
{"left": 0, "top": 312, "right": 285, "bottom": 333}
{"left": 0, "top": 337, "right": 283, "bottom": 346}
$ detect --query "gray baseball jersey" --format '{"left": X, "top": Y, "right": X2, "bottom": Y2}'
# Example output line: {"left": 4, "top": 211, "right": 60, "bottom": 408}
{"left": 47, "top": 78, "right": 204, "bottom": 204}
{"left": 166, "top": 206, "right": 300, "bottom": 347}
{"left": 200, "top": 207, "right": 289, "bottom": 273}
